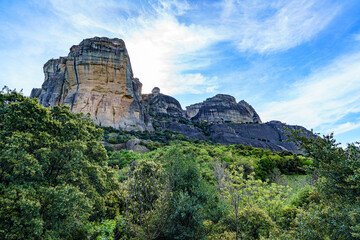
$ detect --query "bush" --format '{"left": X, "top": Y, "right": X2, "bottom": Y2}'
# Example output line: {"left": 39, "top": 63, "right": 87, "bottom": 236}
{"left": 108, "top": 150, "right": 141, "bottom": 169}
{"left": 220, "top": 206, "right": 277, "bottom": 240}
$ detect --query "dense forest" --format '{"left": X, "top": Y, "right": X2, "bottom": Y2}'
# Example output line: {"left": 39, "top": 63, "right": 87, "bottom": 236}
{"left": 1, "top": 88, "right": 359, "bottom": 239}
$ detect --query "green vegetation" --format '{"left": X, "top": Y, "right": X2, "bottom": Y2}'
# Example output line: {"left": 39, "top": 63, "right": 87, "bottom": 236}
{"left": 0, "top": 88, "right": 120, "bottom": 239}
{"left": 1, "top": 88, "right": 359, "bottom": 239}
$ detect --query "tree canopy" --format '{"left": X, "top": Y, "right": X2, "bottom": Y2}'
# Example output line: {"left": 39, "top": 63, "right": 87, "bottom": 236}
{"left": 0, "top": 87, "right": 119, "bottom": 239}
{"left": 1, "top": 87, "right": 359, "bottom": 240}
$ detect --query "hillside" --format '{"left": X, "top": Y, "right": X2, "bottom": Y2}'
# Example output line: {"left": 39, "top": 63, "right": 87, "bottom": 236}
{"left": 1, "top": 88, "right": 359, "bottom": 239}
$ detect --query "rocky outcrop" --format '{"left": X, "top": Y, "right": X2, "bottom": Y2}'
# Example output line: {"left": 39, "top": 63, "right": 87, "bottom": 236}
{"left": 31, "top": 37, "right": 152, "bottom": 131}
{"left": 126, "top": 138, "right": 150, "bottom": 153}
{"left": 30, "top": 57, "right": 67, "bottom": 107}
{"left": 163, "top": 122, "right": 207, "bottom": 140}
{"left": 207, "top": 121, "right": 307, "bottom": 153}
{"left": 30, "top": 37, "right": 313, "bottom": 153}
{"left": 186, "top": 94, "right": 261, "bottom": 123}
{"left": 142, "top": 87, "right": 184, "bottom": 118}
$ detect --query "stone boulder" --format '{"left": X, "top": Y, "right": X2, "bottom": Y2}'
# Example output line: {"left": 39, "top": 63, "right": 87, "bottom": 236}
{"left": 30, "top": 58, "right": 67, "bottom": 107}
{"left": 126, "top": 138, "right": 150, "bottom": 153}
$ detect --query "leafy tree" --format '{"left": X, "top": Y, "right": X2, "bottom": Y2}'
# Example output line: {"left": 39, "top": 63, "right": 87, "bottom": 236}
{"left": 159, "top": 147, "right": 222, "bottom": 240}
{"left": 122, "top": 159, "right": 172, "bottom": 240}
{"left": 0, "top": 88, "right": 119, "bottom": 239}
{"left": 289, "top": 130, "right": 360, "bottom": 239}
{"left": 215, "top": 163, "right": 290, "bottom": 239}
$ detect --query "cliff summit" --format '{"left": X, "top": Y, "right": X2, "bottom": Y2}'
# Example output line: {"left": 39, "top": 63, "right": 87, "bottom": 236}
{"left": 31, "top": 37, "right": 152, "bottom": 131}
{"left": 186, "top": 94, "right": 261, "bottom": 123}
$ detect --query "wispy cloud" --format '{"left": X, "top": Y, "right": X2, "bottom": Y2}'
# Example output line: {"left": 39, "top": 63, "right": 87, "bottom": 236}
{"left": 125, "top": 14, "right": 220, "bottom": 94}
{"left": 261, "top": 52, "right": 360, "bottom": 135}
{"left": 219, "top": 0, "right": 341, "bottom": 53}
{"left": 46, "top": 0, "right": 222, "bottom": 95}
{"left": 0, "top": 0, "right": 343, "bottom": 97}
{"left": 330, "top": 122, "right": 360, "bottom": 135}
{"left": 0, "top": 0, "right": 220, "bottom": 96}
{"left": 355, "top": 34, "right": 360, "bottom": 41}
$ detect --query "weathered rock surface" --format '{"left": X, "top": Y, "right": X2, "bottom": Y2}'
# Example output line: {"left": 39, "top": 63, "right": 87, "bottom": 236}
{"left": 186, "top": 94, "right": 261, "bottom": 123}
{"left": 163, "top": 122, "right": 207, "bottom": 140}
{"left": 30, "top": 57, "right": 67, "bottom": 107}
{"left": 207, "top": 121, "right": 308, "bottom": 153}
{"left": 102, "top": 141, "right": 125, "bottom": 151}
{"left": 31, "top": 37, "right": 152, "bottom": 131}
{"left": 30, "top": 37, "right": 313, "bottom": 153}
{"left": 126, "top": 138, "right": 150, "bottom": 153}
{"left": 142, "top": 87, "right": 184, "bottom": 118}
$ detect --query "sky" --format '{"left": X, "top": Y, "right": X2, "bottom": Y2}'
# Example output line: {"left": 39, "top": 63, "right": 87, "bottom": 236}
{"left": 1, "top": 0, "right": 360, "bottom": 145}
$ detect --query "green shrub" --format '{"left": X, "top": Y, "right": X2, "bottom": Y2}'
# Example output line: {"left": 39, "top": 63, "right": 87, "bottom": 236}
{"left": 291, "top": 185, "right": 312, "bottom": 207}
{"left": 108, "top": 150, "right": 141, "bottom": 169}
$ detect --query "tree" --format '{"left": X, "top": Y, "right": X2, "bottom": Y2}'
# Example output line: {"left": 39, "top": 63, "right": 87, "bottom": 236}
{"left": 159, "top": 147, "right": 222, "bottom": 240}
{"left": 123, "top": 159, "right": 172, "bottom": 240}
{"left": 215, "top": 163, "right": 288, "bottom": 239}
{"left": 0, "top": 88, "right": 119, "bottom": 239}
{"left": 289, "top": 130, "right": 360, "bottom": 239}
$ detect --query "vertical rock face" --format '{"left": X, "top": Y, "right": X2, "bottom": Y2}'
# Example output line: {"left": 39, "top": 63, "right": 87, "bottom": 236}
{"left": 31, "top": 37, "right": 152, "bottom": 131}
{"left": 30, "top": 58, "right": 67, "bottom": 107}
{"left": 186, "top": 94, "right": 262, "bottom": 123}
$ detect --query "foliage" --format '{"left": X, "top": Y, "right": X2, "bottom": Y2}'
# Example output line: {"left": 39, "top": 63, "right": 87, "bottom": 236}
{"left": 289, "top": 130, "right": 360, "bottom": 239}
{"left": 215, "top": 164, "right": 290, "bottom": 239}
{"left": 158, "top": 147, "right": 223, "bottom": 240}
{"left": 84, "top": 219, "right": 117, "bottom": 240}
{"left": 5, "top": 87, "right": 360, "bottom": 239}
{"left": 122, "top": 159, "right": 172, "bottom": 240}
{"left": 0, "top": 89, "right": 120, "bottom": 239}
{"left": 108, "top": 150, "right": 141, "bottom": 169}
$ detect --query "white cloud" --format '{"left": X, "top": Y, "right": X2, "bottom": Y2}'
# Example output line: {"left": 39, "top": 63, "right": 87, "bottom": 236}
{"left": 125, "top": 14, "right": 220, "bottom": 94}
{"left": 220, "top": 0, "right": 341, "bottom": 53}
{"left": 260, "top": 52, "right": 360, "bottom": 135}
{"left": 330, "top": 122, "right": 360, "bottom": 135}
{"left": 0, "top": 0, "right": 220, "bottom": 96}
{"left": 50, "top": 0, "right": 222, "bottom": 95}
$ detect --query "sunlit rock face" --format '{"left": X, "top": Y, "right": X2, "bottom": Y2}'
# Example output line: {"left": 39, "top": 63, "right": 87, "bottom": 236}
{"left": 186, "top": 94, "right": 262, "bottom": 123}
{"left": 31, "top": 37, "right": 152, "bottom": 131}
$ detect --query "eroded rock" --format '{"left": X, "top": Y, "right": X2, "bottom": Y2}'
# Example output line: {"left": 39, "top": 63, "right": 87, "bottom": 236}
{"left": 186, "top": 94, "right": 261, "bottom": 123}
{"left": 142, "top": 87, "right": 184, "bottom": 118}
{"left": 31, "top": 37, "right": 152, "bottom": 131}
{"left": 126, "top": 138, "right": 150, "bottom": 153}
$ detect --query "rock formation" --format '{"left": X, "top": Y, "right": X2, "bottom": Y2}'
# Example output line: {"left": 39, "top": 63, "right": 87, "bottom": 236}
{"left": 126, "top": 138, "right": 150, "bottom": 153}
{"left": 207, "top": 121, "right": 309, "bottom": 153}
{"left": 186, "top": 94, "right": 261, "bottom": 123}
{"left": 31, "top": 37, "right": 313, "bottom": 153}
{"left": 30, "top": 57, "right": 67, "bottom": 107}
{"left": 31, "top": 37, "right": 152, "bottom": 131}
{"left": 142, "top": 87, "right": 184, "bottom": 118}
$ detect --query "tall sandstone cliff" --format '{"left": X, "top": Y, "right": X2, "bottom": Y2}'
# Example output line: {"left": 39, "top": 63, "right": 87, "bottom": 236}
{"left": 31, "top": 37, "right": 152, "bottom": 131}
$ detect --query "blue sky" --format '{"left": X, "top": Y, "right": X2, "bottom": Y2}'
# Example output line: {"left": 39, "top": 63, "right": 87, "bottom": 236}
{"left": 1, "top": 0, "right": 360, "bottom": 145}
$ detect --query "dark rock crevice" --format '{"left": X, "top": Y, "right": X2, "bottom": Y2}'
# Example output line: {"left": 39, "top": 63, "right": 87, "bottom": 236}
{"left": 71, "top": 56, "right": 80, "bottom": 112}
